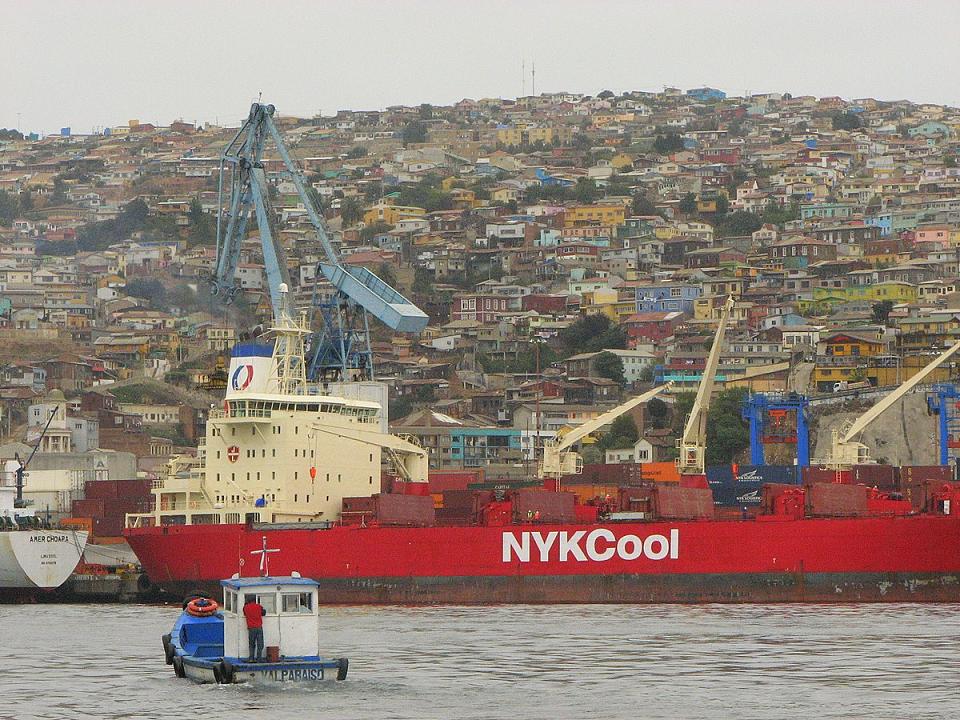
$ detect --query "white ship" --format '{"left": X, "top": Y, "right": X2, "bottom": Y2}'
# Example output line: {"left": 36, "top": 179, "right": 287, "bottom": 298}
{"left": 127, "top": 286, "right": 428, "bottom": 529}
{"left": 0, "top": 460, "right": 88, "bottom": 593}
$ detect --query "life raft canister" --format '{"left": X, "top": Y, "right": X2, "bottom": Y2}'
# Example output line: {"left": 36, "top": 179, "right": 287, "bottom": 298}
{"left": 186, "top": 597, "right": 219, "bottom": 617}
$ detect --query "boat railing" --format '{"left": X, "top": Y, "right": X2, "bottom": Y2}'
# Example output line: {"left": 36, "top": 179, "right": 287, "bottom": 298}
{"left": 209, "top": 406, "right": 273, "bottom": 420}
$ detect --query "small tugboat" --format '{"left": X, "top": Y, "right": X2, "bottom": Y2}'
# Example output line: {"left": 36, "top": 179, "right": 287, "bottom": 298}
{"left": 161, "top": 539, "right": 348, "bottom": 684}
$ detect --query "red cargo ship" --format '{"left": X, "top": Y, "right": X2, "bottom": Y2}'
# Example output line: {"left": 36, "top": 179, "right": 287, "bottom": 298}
{"left": 126, "top": 480, "right": 960, "bottom": 604}
{"left": 123, "top": 322, "right": 960, "bottom": 604}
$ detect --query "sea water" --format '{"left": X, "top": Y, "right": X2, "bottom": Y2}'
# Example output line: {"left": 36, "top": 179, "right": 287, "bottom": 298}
{"left": 4, "top": 603, "right": 959, "bottom": 719}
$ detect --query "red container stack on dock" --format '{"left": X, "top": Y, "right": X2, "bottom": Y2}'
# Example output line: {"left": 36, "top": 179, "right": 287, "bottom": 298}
{"left": 72, "top": 479, "right": 153, "bottom": 538}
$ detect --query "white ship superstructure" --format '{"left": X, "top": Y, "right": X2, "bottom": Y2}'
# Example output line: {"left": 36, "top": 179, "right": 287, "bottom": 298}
{"left": 129, "top": 287, "right": 427, "bottom": 529}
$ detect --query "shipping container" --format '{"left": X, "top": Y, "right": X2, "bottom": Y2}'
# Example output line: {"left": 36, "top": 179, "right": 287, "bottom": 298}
{"left": 113, "top": 479, "right": 153, "bottom": 498}
{"left": 60, "top": 517, "right": 93, "bottom": 534}
{"left": 72, "top": 498, "right": 105, "bottom": 518}
{"left": 93, "top": 516, "right": 124, "bottom": 537}
{"left": 805, "top": 483, "right": 869, "bottom": 516}
{"left": 802, "top": 467, "right": 851, "bottom": 484}
{"left": 434, "top": 507, "right": 473, "bottom": 526}
{"left": 900, "top": 478, "right": 960, "bottom": 512}
{"left": 511, "top": 489, "right": 576, "bottom": 523}
{"left": 639, "top": 462, "right": 681, "bottom": 483}
{"left": 852, "top": 464, "right": 899, "bottom": 490}
{"left": 428, "top": 470, "right": 484, "bottom": 493}
{"left": 652, "top": 485, "right": 713, "bottom": 520}
{"left": 761, "top": 483, "right": 805, "bottom": 515}
{"left": 442, "top": 489, "right": 476, "bottom": 510}
{"left": 709, "top": 465, "right": 800, "bottom": 507}
{"left": 560, "top": 483, "right": 622, "bottom": 505}
{"left": 373, "top": 493, "right": 435, "bottom": 527}
{"left": 84, "top": 480, "right": 119, "bottom": 501}
{"left": 900, "top": 466, "right": 954, "bottom": 484}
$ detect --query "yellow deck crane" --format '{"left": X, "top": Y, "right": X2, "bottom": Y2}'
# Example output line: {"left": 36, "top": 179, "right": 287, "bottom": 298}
{"left": 676, "top": 296, "right": 736, "bottom": 477}
{"left": 826, "top": 338, "right": 960, "bottom": 467}
{"left": 538, "top": 384, "right": 673, "bottom": 484}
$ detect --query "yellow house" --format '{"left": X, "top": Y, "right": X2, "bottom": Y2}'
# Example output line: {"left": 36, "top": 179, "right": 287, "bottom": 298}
{"left": 580, "top": 288, "right": 619, "bottom": 321}
{"left": 526, "top": 127, "right": 554, "bottom": 144}
{"left": 497, "top": 128, "right": 523, "bottom": 146}
{"left": 492, "top": 187, "right": 520, "bottom": 204}
{"left": 564, "top": 204, "right": 626, "bottom": 228}
{"left": 846, "top": 281, "right": 917, "bottom": 304}
{"left": 363, "top": 201, "right": 427, "bottom": 226}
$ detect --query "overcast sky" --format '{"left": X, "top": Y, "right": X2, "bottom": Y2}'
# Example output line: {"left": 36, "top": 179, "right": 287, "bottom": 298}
{"left": 6, "top": 0, "right": 960, "bottom": 135}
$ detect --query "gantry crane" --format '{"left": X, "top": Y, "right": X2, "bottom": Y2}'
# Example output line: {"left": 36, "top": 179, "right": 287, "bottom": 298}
{"left": 927, "top": 384, "right": 960, "bottom": 466}
{"left": 676, "top": 296, "right": 735, "bottom": 477}
{"left": 827, "top": 339, "right": 960, "bottom": 467}
{"left": 742, "top": 392, "right": 810, "bottom": 466}
{"left": 210, "top": 102, "right": 428, "bottom": 381}
{"left": 538, "top": 384, "right": 673, "bottom": 483}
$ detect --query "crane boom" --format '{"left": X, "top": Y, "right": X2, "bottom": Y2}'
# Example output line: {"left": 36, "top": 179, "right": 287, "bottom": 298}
{"left": 539, "top": 383, "right": 672, "bottom": 480}
{"left": 210, "top": 102, "right": 428, "bottom": 381}
{"left": 677, "top": 296, "right": 735, "bottom": 476}
{"left": 829, "top": 338, "right": 960, "bottom": 466}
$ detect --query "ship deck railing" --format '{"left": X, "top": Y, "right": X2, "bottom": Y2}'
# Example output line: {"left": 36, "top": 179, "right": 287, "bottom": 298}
{"left": 209, "top": 407, "right": 273, "bottom": 420}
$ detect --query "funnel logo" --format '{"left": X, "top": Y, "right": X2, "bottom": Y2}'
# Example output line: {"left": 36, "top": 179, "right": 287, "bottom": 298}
{"left": 231, "top": 364, "right": 254, "bottom": 391}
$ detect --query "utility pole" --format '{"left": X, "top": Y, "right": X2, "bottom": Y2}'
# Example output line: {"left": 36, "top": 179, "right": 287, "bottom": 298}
{"left": 532, "top": 61, "right": 536, "bottom": 97}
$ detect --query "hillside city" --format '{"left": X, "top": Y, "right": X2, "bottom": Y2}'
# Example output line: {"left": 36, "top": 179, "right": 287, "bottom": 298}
{"left": 4, "top": 85, "right": 960, "bottom": 513}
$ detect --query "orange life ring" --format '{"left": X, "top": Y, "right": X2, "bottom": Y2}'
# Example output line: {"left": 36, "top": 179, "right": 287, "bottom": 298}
{"left": 186, "top": 597, "right": 219, "bottom": 617}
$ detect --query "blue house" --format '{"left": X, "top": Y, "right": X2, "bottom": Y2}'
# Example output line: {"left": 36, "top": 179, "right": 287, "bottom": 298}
{"left": 635, "top": 283, "right": 701, "bottom": 314}
{"left": 686, "top": 87, "right": 726, "bottom": 102}
{"left": 535, "top": 168, "right": 574, "bottom": 188}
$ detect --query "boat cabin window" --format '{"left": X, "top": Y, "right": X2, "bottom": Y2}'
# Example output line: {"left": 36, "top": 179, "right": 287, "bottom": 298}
{"left": 223, "top": 589, "right": 237, "bottom": 613}
{"left": 281, "top": 592, "right": 313, "bottom": 614}
{"left": 245, "top": 592, "right": 276, "bottom": 614}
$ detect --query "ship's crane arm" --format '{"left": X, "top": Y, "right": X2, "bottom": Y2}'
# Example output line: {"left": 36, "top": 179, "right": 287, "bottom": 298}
{"left": 538, "top": 383, "right": 673, "bottom": 480}
{"left": 829, "top": 338, "right": 960, "bottom": 466}
{"left": 210, "top": 103, "right": 427, "bottom": 380}
{"left": 309, "top": 423, "right": 429, "bottom": 483}
{"left": 677, "top": 296, "right": 735, "bottom": 476}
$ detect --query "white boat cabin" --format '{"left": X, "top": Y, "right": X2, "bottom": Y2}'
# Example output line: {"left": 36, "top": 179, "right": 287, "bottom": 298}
{"left": 220, "top": 575, "right": 320, "bottom": 660}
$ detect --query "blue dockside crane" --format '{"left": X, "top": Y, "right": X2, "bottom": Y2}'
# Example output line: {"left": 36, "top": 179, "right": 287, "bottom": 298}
{"left": 926, "top": 384, "right": 960, "bottom": 466}
{"left": 742, "top": 392, "right": 810, "bottom": 466}
{"left": 209, "top": 102, "right": 428, "bottom": 381}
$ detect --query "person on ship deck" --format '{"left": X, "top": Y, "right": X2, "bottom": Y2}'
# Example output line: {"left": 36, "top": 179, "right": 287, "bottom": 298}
{"left": 243, "top": 596, "right": 266, "bottom": 662}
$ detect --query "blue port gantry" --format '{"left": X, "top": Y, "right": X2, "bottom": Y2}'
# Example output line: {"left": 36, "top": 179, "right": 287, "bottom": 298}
{"left": 742, "top": 392, "right": 810, "bottom": 467}
{"left": 926, "top": 384, "right": 960, "bottom": 466}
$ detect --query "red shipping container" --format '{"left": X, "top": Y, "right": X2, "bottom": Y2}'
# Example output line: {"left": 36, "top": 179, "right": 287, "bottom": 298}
{"left": 900, "top": 466, "right": 954, "bottom": 484}
{"left": 852, "top": 465, "right": 898, "bottom": 490}
{"left": 84, "top": 480, "right": 119, "bottom": 501}
{"left": 574, "top": 504, "right": 599, "bottom": 523}
{"left": 374, "top": 493, "right": 435, "bottom": 526}
{"left": 72, "top": 498, "right": 105, "bottom": 518}
{"left": 434, "top": 507, "right": 473, "bottom": 526}
{"left": 802, "top": 467, "right": 851, "bottom": 484}
{"left": 805, "top": 483, "right": 869, "bottom": 516}
{"left": 619, "top": 486, "right": 654, "bottom": 513}
{"left": 93, "top": 516, "right": 124, "bottom": 537}
{"left": 652, "top": 486, "right": 713, "bottom": 520}
{"left": 428, "top": 470, "right": 483, "bottom": 493}
{"left": 512, "top": 489, "right": 576, "bottom": 523}
{"left": 441, "top": 489, "right": 475, "bottom": 510}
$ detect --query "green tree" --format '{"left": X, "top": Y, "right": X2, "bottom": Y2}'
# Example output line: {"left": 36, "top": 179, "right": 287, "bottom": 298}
{"left": 598, "top": 414, "right": 639, "bottom": 452}
{"left": 574, "top": 178, "right": 599, "bottom": 204}
{"left": 346, "top": 146, "right": 368, "bottom": 159}
{"left": 340, "top": 197, "right": 363, "bottom": 225}
{"left": 678, "top": 193, "right": 697, "bottom": 214}
{"left": 377, "top": 262, "right": 397, "bottom": 288}
{"left": 188, "top": 198, "right": 216, "bottom": 246}
{"left": 631, "top": 193, "right": 660, "bottom": 217}
{"left": 717, "top": 210, "right": 763, "bottom": 237}
{"left": 597, "top": 89, "right": 615, "bottom": 99}
{"left": 647, "top": 396, "right": 669, "bottom": 428}
{"left": 360, "top": 221, "right": 393, "bottom": 242}
{"left": 419, "top": 103, "right": 433, "bottom": 120}
{"left": 761, "top": 201, "right": 799, "bottom": 226}
{"left": 51, "top": 177, "right": 68, "bottom": 205}
{"left": 559, "top": 314, "right": 627, "bottom": 355}
{"left": 653, "top": 132, "right": 685, "bottom": 154}
{"left": 18, "top": 191, "right": 33, "bottom": 212}
{"left": 413, "top": 266, "right": 434, "bottom": 293}
{"left": 0, "top": 190, "right": 18, "bottom": 225}
{"left": 705, "top": 388, "right": 750, "bottom": 465}
{"left": 402, "top": 121, "right": 427, "bottom": 146}
{"left": 125, "top": 278, "right": 166, "bottom": 306}
{"left": 872, "top": 300, "right": 894, "bottom": 325}
{"left": 594, "top": 351, "right": 625, "bottom": 385}
{"left": 831, "top": 112, "right": 862, "bottom": 131}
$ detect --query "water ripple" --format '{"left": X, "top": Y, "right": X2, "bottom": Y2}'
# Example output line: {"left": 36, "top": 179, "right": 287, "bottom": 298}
{"left": 2, "top": 603, "right": 959, "bottom": 719}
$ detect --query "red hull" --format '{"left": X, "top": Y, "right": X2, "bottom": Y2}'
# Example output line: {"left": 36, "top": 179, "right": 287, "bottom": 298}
{"left": 126, "top": 514, "right": 960, "bottom": 604}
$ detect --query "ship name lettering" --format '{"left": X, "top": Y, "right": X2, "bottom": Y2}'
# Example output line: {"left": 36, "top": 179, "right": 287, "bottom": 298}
{"left": 29, "top": 535, "right": 68, "bottom": 543}
{"left": 503, "top": 528, "right": 679, "bottom": 563}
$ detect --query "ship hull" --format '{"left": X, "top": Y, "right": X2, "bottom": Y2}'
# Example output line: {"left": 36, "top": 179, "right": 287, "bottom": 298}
{"left": 126, "top": 515, "right": 960, "bottom": 604}
{"left": 0, "top": 530, "right": 88, "bottom": 593}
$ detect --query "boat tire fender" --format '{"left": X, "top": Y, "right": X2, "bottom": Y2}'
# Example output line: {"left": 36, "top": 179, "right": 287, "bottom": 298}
{"left": 219, "top": 660, "right": 234, "bottom": 684}
{"left": 162, "top": 634, "right": 174, "bottom": 665}
{"left": 336, "top": 658, "right": 349, "bottom": 681}
{"left": 213, "top": 664, "right": 223, "bottom": 684}
{"left": 172, "top": 655, "right": 186, "bottom": 679}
